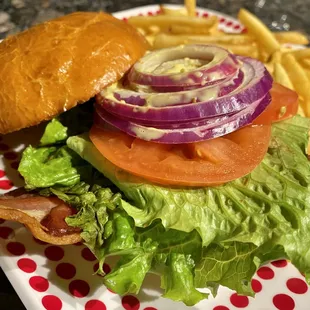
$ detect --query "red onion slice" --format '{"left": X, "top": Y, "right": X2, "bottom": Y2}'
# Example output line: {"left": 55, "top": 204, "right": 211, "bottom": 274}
{"left": 105, "top": 113, "right": 231, "bottom": 130}
{"left": 95, "top": 93, "right": 271, "bottom": 144}
{"left": 97, "top": 56, "right": 272, "bottom": 122}
{"left": 128, "top": 45, "right": 240, "bottom": 87}
{"left": 107, "top": 68, "right": 244, "bottom": 108}
{"left": 95, "top": 45, "right": 273, "bottom": 144}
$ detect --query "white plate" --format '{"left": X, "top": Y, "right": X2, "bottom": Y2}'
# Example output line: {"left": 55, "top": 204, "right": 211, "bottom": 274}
{"left": 0, "top": 4, "right": 309, "bottom": 310}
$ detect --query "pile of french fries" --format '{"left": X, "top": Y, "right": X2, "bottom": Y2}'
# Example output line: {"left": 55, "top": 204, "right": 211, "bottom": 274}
{"left": 127, "top": 0, "right": 310, "bottom": 117}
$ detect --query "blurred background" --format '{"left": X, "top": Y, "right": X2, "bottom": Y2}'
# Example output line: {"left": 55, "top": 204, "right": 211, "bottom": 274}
{"left": 0, "top": 0, "right": 309, "bottom": 39}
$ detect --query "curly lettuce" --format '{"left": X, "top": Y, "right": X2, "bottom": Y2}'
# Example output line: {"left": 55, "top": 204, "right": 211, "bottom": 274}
{"left": 18, "top": 115, "right": 310, "bottom": 305}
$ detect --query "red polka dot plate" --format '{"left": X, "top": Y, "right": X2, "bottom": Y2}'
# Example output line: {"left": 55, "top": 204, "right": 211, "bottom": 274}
{"left": 0, "top": 4, "right": 309, "bottom": 310}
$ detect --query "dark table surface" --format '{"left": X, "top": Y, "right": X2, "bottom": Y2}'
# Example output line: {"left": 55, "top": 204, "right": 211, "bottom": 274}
{"left": 0, "top": 0, "right": 310, "bottom": 309}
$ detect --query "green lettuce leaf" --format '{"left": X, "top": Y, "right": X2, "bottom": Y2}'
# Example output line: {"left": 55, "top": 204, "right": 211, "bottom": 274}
{"left": 47, "top": 181, "right": 208, "bottom": 304}
{"left": 67, "top": 115, "right": 310, "bottom": 287}
{"left": 195, "top": 242, "right": 259, "bottom": 295}
{"left": 17, "top": 114, "right": 310, "bottom": 305}
{"left": 40, "top": 119, "right": 68, "bottom": 146}
{"left": 67, "top": 195, "right": 207, "bottom": 305}
{"left": 39, "top": 100, "right": 94, "bottom": 146}
{"left": 18, "top": 100, "right": 95, "bottom": 189}
{"left": 161, "top": 253, "right": 208, "bottom": 305}
{"left": 18, "top": 145, "right": 88, "bottom": 189}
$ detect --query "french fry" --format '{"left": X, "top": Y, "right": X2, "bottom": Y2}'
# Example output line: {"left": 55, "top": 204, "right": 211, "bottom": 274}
{"left": 303, "top": 96, "right": 310, "bottom": 117}
{"left": 221, "top": 44, "right": 258, "bottom": 58}
{"left": 152, "top": 33, "right": 188, "bottom": 49}
{"left": 257, "top": 45, "right": 270, "bottom": 63}
{"left": 282, "top": 53, "right": 310, "bottom": 114}
{"left": 238, "top": 8, "right": 280, "bottom": 57}
{"left": 273, "top": 63, "right": 294, "bottom": 90}
{"left": 288, "top": 48, "right": 310, "bottom": 61}
{"left": 169, "top": 24, "right": 213, "bottom": 35}
{"left": 185, "top": 0, "right": 196, "bottom": 17}
{"left": 270, "top": 50, "right": 283, "bottom": 63}
{"left": 153, "top": 33, "right": 258, "bottom": 57}
{"left": 297, "top": 98, "right": 306, "bottom": 117}
{"left": 301, "top": 58, "right": 310, "bottom": 69}
{"left": 136, "top": 27, "right": 146, "bottom": 36}
{"left": 127, "top": 15, "right": 218, "bottom": 33}
{"left": 154, "top": 33, "right": 254, "bottom": 46}
{"left": 145, "top": 35, "right": 155, "bottom": 46}
{"left": 159, "top": 5, "right": 188, "bottom": 16}
{"left": 264, "top": 62, "right": 274, "bottom": 75}
{"left": 280, "top": 47, "right": 296, "bottom": 54}
{"left": 208, "top": 19, "right": 222, "bottom": 36}
{"left": 131, "top": 2, "right": 309, "bottom": 116}
{"left": 302, "top": 68, "right": 310, "bottom": 82}
{"left": 274, "top": 31, "right": 309, "bottom": 45}
{"left": 265, "top": 50, "right": 283, "bottom": 72}
{"left": 148, "top": 25, "right": 160, "bottom": 35}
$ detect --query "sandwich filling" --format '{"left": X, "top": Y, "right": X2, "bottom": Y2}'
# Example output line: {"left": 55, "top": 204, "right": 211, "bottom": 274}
{"left": 1, "top": 45, "right": 309, "bottom": 305}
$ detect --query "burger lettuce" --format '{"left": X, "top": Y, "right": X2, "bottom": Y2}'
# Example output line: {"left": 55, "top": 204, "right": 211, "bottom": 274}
{"left": 18, "top": 109, "right": 310, "bottom": 306}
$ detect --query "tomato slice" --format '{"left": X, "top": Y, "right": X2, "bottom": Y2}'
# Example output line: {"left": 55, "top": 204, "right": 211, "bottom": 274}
{"left": 90, "top": 83, "right": 297, "bottom": 187}
{"left": 254, "top": 83, "right": 298, "bottom": 125}
{"left": 90, "top": 124, "right": 271, "bottom": 187}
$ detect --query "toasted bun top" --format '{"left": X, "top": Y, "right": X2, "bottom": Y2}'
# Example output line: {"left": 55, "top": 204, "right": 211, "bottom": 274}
{"left": 0, "top": 12, "right": 149, "bottom": 134}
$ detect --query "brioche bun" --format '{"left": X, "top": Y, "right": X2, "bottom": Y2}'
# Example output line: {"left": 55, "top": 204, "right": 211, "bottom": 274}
{"left": 0, "top": 12, "right": 149, "bottom": 134}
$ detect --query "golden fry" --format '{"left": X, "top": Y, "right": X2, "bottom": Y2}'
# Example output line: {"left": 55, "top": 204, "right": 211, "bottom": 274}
{"left": 288, "top": 48, "right": 310, "bottom": 60}
{"left": 258, "top": 45, "right": 270, "bottom": 63}
{"left": 270, "top": 50, "right": 283, "bottom": 63}
{"left": 145, "top": 35, "right": 155, "bottom": 46}
{"left": 153, "top": 33, "right": 258, "bottom": 57}
{"left": 129, "top": 4, "right": 309, "bottom": 116}
{"left": 127, "top": 15, "right": 217, "bottom": 32}
{"left": 303, "top": 69, "right": 310, "bottom": 81}
{"left": 282, "top": 53, "right": 310, "bottom": 114}
{"left": 265, "top": 50, "right": 283, "bottom": 72}
{"left": 297, "top": 95, "right": 310, "bottom": 117}
{"left": 136, "top": 27, "right": 146, "bottom": 36}
{"left": 218, "top": 44, "right": 258, "bottom": 58}
{"left": 169, "top": 24, "right": 212, "bottom": 35}
{"left": 273, "top": 63, "right": 294, "bottom": 90}
{"left": 297, "top": 98, "right": 306, "bottom": 117}
{"left": 303, "top": 96, "right": 310, "bottom": 118}
{"left": 154, "top": 33, "right": 253, "bottom": 46}
{"left": 274, "top": 31, "right": 309, "bottom": 45}
{"left": 208, "top": 20, "right": 222, "bottom": 36}
{"left": 148, "top": 25, "right": 160, "bottom": 35}
{"left": 152, "top": 33, "right": 187, "bottom": 49}
{"left": 301, "top": 58, "right": 310, "bottom": 69}
{"left": 159, "top": 5, "right": 188, "bottom": 16}
{"left": 185, "top": 0, "right": 196, "bottom": 17}
{"left": 280, "top": 47, "right": 295, "bottom": 54}
{"left": 264, "top": 62, "right": 274, "bottom": 75}
{"left": 238, "top": 8, "right": 280, "bottom": 57}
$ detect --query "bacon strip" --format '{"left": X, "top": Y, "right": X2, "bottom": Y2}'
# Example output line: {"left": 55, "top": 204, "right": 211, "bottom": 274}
{"left": 0, "top": 189, "right": 82, "bottom": 245}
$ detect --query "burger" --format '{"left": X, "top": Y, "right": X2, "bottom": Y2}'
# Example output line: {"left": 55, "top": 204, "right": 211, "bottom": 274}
{"left": 0, "top": 11, "right": 309, "bottom": 306}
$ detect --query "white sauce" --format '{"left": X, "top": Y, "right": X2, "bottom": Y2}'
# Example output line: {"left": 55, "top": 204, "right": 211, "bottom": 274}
{"left": 131, "top": 126, "right": 164, "bottom": 141}
{"left": 152, "top": 58, "right": 208, "bottom": 75}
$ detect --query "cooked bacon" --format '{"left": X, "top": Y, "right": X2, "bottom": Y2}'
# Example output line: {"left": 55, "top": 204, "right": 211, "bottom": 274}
{"left": 0, "top": 188, "right": 82, "bottom": 245}
{"left": 41, "top": 204, "right": 81, "bottom": 237}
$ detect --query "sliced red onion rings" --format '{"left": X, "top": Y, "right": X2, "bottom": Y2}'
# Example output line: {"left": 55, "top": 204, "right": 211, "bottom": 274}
{"left": 128, "top": 45, "right": 240, "bottom": 87}
{"left": 107, "top": 68, "right": 245, "bottom": 107}
{"left": 95, "top": 45, "right": 273, "bottom": 144}
{"left": 97, "top": 57, "right": 272, "bottom": 122}
{"left": 95, "top": 93, "right": 271, "bottom": 144}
